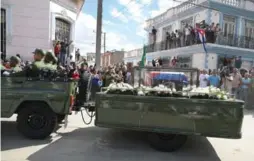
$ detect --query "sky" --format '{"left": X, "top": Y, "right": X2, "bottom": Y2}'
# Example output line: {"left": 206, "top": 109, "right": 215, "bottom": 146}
{"left": 75, "top": 0, "right": 183, "bottom": 56}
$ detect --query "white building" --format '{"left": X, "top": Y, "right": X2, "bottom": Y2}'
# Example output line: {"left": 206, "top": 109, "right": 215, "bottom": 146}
{"left": 124, "top": 0, "right": 254, "bottom": 70}
{"left": 86, "top": 52, "right": 95, "bottom": 66}
{"left": 1, "top": 0, "right": 84, "bottom": 61}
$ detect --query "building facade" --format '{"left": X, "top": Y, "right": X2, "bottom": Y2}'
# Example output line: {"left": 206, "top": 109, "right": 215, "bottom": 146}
{"left": 124, "top": 0, "right": 254, "bottom": 70}
{"left": 86, "top": 52, "right": 95, "bottom": 66}
{"left": 1, "top": 0, "right": 84, "bottom": 61}
{"left": 101, "top": 50, "right": 125, "bottom": 67}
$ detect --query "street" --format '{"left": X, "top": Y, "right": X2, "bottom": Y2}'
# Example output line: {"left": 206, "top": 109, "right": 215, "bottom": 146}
{"left": 1, "top": 110, "right": 254, "bottom": 161}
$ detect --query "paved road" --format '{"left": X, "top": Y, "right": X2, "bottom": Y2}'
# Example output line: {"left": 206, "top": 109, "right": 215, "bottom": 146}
{"left": 1, "top": 110, "right": 254, "bottom": 161}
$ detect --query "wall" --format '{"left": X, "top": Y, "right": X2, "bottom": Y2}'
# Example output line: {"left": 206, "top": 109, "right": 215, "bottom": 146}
{"left": 51, "top": 0, "right": 79, "bottom": 13}
{"left": 192, "top": 53, "right": 218, "bottom": 70}
{"left": 111, "top": 51, "right": 124, "bottom": 65}
{"left": 1, "top": 0, "right": 50, "bottom": 61}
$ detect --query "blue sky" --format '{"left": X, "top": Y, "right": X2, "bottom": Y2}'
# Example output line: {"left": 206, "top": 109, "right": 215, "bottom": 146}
{"left": 75, "top": 0, "right": 181, "bottom": 55}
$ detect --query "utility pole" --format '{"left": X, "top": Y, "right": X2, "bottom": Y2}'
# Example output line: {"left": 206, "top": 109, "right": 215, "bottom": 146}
{"left": 93, "top": 31, "right": 106, "bottom": 54}
{"left": 103, "top": 32, "right": 106, "bottom": 54}
{"left": 95, "top": 0, "right": 103, "bottom": 70}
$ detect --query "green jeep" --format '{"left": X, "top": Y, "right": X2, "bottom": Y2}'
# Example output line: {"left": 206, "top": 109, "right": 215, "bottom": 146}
{"left": 1, "top": 72, "right": 77, "bottom": 139}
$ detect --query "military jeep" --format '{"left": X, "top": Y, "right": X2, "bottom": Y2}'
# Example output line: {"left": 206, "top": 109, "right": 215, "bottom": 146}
{"left": 1, "top": 69, "right": 78, "bottom": 139}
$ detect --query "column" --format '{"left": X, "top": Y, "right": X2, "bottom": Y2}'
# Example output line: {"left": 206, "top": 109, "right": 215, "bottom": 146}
{"left": 206, "top": 0, "right": 212, "bottom": 25}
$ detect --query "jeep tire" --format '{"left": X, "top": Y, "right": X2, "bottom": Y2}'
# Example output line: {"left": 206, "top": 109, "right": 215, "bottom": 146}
{"left": 17, "top": 102, "right": 57, "bottom": 139}
{"left": 147, "top": 133, "right": 187, "bottom": 152}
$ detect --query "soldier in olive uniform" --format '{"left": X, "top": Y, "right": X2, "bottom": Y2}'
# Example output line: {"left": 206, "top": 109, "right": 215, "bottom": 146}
{"left": 103, "top": 67, "right": 115, "bottom": 87}
{"left": 32, "top": 48, "right": 45, "bottom": 68}
{"left": 43, "top": 51, "right": 57, "bottom": 70}
{"left": 10, "top": 56, "right": 22, "bottom": 72}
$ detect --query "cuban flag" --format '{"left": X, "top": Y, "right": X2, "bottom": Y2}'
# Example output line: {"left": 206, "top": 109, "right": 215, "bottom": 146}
{"left": 196, "top": 28, "right": 208, "bottom": 69}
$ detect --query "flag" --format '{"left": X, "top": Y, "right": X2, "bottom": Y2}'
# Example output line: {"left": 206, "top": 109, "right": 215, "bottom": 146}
{"left": 140, "top": 45, "right": 146, "bottom": 67}
{"left": 196, "top": 28, "right": 208, "bottom": 69}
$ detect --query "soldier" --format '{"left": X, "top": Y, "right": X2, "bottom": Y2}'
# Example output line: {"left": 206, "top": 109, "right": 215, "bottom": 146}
{"left": 32, "top": 48, "right": 45, "bottom": 68}
{"left": 43, "top": 51, "right": 57, "bottom": 70}
{"left": 9, "top": 56, "right": 22, "bottom": 72}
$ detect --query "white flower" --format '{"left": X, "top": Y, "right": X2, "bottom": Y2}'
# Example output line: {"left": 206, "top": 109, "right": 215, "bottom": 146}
{"left": 137, "top": 90, "right": 145, "bottom": 96}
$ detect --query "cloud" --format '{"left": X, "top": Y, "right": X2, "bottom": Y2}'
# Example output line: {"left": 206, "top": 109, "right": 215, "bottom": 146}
{"left": 110, "top": 7, "right": 128, "bottom": 23}
{"left": 136, "top": 22, "right": 147, "bottom": 38}
{"left": 103, "top": 20, "right": 116, "bottom": 26}
{"left": 75, "top": 12, "right": 141, "bottom": 55}
{"left": 113, "top": 0, "right": 152, "bottom": 23}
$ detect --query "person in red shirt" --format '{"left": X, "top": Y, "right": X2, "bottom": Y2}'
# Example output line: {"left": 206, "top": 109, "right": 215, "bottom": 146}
{"left": 54, "top": 41, "right": 61, "bottom": 61}
{"left": 171, "top": 56, "right": 177, "bottom": 67}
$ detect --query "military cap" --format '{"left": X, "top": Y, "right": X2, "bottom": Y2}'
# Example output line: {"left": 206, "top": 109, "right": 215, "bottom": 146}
{"left": 32, "top": 48, "right": 45, "bottom": 56}
{"left": 44, "top": 51, "right": 57, "bottom": 63}
{"left": 10, "top": 56, "right": 20, "bottom": 63}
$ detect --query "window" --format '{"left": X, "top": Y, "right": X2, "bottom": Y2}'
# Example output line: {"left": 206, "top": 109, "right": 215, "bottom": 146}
{"left": 1, "top": 8, "right": 6, "bottom": 60}
{"left": 245, "top": 20, "right": 254, "bottom": 38}
{"left": 55, "top": 18, "right": 71, "bottom": 42}
{"left": 244, "top": 20, "right": 254, "bottom": 48}
{"left": 223, "top": 15, "right": 236, "bottom": 37}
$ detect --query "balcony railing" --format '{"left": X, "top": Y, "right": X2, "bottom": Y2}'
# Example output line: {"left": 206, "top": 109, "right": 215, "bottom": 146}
{"left": 146, "top": 34, "right": 254, "bottom": 53}
{"left": 145, "top": 0, "right": 244, "bottom": 29}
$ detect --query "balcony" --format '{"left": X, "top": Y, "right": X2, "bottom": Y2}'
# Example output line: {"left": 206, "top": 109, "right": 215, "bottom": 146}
{"left": 145, "top": 0, "right": 249, "bottom": 29}
{"left": 146, "top": 33, "right": 254, "bottom": 54}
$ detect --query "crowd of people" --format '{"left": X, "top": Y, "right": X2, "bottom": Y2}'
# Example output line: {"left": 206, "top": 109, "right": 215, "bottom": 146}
{"left": 199, "top": 67, "right": 254, "bottom": 108}
{"left": 1, "top": 46, "right": 253, "bottom": 108}
{"left": 150, "top": 20, "right": 221, "bottom": 50}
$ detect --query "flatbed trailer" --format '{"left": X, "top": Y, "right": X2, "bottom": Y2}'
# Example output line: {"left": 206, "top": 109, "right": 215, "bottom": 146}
{"left": 82, "top": 67, "right": 245, "bottom": 152}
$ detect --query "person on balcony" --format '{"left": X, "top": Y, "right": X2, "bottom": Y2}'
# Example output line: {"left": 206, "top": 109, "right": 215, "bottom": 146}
{"left": 171, "top": 31, "right": 177, "bottom": 48}
{"left": 152, "top": 26, "right": 157, "bottom": 44}
{"left": 165, "top": 32, "right": 171, "bottom": 50}
{"left": 214, "top": 23, "right": 221, "bottom": 43}
{"left": 190, "top": 26, "right": 195, "bottom": 45}
{"left": 175, "top": 30, "right": 181, "bottom": 47}
{"left": 184, "top": 24, "right": 191, "bottom": 46}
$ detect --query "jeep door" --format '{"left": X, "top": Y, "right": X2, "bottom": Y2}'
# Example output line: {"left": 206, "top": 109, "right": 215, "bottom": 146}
{"left": 1, "top": 76, "right": 25, "bottom": 117}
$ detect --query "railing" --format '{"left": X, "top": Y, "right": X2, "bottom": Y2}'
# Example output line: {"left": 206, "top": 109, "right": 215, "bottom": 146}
{"left": 146, "top": 34, "right": 254, "bottom": 53}
{"left": 145, "top": 0, "right": 244, "bottom": 29}
{"left": 146, "top": 0, "right": 202, "bottom": 29}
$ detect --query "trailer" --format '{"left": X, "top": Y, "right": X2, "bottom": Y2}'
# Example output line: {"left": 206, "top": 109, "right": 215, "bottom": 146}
{"left": 80, "top": 67, "right": 244, "bottom": 152}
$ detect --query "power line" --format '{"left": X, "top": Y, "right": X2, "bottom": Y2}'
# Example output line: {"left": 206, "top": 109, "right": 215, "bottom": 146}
{"left": 172, "top": 0, "right": 219, "bottom": 11}
{"left": 113, "top": 0, "right": 151, "bottom": 19}
{"left": 113, "top": 0, "right": 136, "bottom": 18}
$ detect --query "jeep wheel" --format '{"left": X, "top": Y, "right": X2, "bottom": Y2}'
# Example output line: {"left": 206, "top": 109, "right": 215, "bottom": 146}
{"left": 147, "top": 133, "right": 187, "bottom": 152}
{"left": 17, "top": 103, "right": 57, "bottom": 139}
{"left": 57, "top": 114, "right": 65, "bottom": 123}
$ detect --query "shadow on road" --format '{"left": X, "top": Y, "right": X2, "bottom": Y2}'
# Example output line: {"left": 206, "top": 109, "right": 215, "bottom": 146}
{"left": 24, "top": 127, "right": 221, "bottom": 161}
{"left": 1, "top": 121, "right": 59, "bottom": 151}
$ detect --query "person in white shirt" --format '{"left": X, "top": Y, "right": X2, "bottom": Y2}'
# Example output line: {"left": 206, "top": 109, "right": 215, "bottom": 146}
{"left": 66, "top": 55, "right": 74, "bottom": 67}
{"left": 199, "top": 69, "right": 209, "bottom": 88}
{"left": 184, "top": 24, "right": 191, "bottom": 46}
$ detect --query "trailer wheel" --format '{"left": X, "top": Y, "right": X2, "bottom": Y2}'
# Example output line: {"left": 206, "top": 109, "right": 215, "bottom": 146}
{"left": 147, "top": 133, "right": 187, "bottom": 152}
{"left": 17, "top": 103, "right": 57, "bottom": 139}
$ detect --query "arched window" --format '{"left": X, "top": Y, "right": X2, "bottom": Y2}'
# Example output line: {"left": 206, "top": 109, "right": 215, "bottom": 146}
{"left": 55, "top": 18, "right": 71, "bottom": 42}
